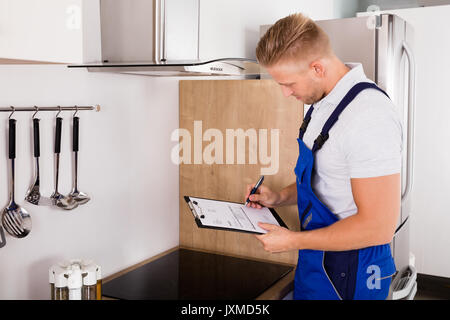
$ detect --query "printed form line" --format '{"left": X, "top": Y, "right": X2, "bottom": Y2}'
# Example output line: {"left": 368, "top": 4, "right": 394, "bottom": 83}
{"left": 239, "top": 207, "right": 256, "bottom": 230}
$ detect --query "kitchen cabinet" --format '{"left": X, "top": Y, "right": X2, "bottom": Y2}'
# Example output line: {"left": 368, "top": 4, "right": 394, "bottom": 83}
{"left": 0, "top": 0, "right": 356, "bottom": 65}
{"left": 0, "top": 0, "right": 101, "bottom": 64}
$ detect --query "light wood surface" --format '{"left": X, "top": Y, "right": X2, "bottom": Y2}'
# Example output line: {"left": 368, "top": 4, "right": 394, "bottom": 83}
{"left": 179, "top": 80, "right": 303, "bottom": 265}
{"left": 255, "top": 270, "right": 295, "bottom": 300}
{"left": 0, "top": 58, "right": 62, "bottom": 64}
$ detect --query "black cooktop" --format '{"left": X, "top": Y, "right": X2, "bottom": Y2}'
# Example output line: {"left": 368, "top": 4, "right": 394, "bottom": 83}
{"left": 102, "top": 248, "right": 293, "bottom": 300}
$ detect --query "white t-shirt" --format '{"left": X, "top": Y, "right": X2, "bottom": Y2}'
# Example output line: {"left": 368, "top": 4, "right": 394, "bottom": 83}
{"left": 302, "top": 63, "right": 403, "bottom": 220}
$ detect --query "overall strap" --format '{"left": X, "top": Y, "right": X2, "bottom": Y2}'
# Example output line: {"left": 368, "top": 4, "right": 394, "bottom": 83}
{"left": 298, "top": 105, "right": 315, "bottom": 140}
{"left": 312, "top": 82, "right": 388, "bottom": 152}
{"left": 297, "top": 82, "right": 389, "bottom": 152}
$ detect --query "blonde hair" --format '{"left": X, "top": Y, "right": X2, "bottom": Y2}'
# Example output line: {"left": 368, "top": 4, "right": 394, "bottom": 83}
{"left": 256, "top": 13, "right": 332, "bottom": 67}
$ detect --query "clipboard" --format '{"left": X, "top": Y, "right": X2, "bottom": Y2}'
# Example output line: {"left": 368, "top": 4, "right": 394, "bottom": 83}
{"left": 184, "top": 196, "right": 288, "bottom": 235}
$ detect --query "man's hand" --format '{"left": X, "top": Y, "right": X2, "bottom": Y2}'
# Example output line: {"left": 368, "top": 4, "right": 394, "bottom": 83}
{"left": 245, "top": 184, "right": 281, "bottom": 209}
{"left": 255, "top": 223, "right": 298, "bottom": 253}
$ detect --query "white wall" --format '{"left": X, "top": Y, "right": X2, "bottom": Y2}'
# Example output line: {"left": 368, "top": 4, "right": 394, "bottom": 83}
{"left": 0, "top": 65, "right": 180, "bottom": 299}
{"left": 0, "top": 0, "right": 358, "bottom": 299}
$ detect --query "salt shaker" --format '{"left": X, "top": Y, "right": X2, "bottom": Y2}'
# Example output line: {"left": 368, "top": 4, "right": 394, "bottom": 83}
{"left": 49, "top": 266, "right": 55, "bottom": 300}
{"left": 53, "top": 266, "right": 69, "bottom": 300}
{"left": 66, "top": 263, "right": 83, "bottom": 300}
{"left": 81, "top": 263, "right": 97, "bottom": 300}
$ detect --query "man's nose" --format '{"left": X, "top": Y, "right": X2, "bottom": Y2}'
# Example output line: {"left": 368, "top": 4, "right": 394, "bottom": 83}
{"left": 281, "top": 86, "right": 293, "bottom": 97}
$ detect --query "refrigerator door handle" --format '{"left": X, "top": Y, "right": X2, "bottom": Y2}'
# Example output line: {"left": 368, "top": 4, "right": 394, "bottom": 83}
{"left": 154, "top": 0, "right": 167, "bottom": 62}
{"left": 401, "top": 41, "right": 416, "bottom": 204}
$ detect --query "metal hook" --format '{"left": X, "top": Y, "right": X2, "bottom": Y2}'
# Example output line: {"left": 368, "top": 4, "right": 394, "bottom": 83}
{"left": 73, "top": 105, "right": 79, "bottom": 118}
{"left": 56, "top": 105, "right": 62, "bottom": 118}
{"left": 32, "top": 106, "right": 39, "bottom": 119}
{"left": 9, "top": 106, "right": 15, "bottom": 119}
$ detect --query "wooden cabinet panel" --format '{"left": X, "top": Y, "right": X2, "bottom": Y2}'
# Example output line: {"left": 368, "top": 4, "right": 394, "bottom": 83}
{"left": 179, "top": 79, "right": 303, "bottom": 265}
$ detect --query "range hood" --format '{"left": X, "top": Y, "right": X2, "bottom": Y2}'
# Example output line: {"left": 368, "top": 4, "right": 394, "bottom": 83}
{"left": 68, "top": 0, "right": 261, "bottom": 77}
{"left": 68, "top": 58, "right": 261, "bottom": 77}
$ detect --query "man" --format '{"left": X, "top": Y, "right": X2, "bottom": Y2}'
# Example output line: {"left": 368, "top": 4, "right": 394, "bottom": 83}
{"left": 245, "top": 13, "right": 402, "bottom": 300}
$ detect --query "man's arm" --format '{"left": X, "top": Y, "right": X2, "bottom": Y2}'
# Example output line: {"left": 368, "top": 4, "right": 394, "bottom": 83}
{"left": 276, "top": 183, "right": 298, "bottom": 207}
{"left": 246, "top": 182, "right": 297, "bottom": 209}
{"left": 256, "top": 173, "right": 401, "bottom": 252}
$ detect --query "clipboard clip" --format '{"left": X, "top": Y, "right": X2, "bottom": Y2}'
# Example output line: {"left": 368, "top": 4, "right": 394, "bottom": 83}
{"left": 187, "top": 201, "right": 200, "bottom": 219}
{"left": 185, "top": 197, "right": 205, "bottom": 220}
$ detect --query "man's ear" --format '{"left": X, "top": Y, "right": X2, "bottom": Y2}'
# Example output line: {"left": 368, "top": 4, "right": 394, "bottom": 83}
{"left": 310, "top": 61, "right": 325, "bottom": 78}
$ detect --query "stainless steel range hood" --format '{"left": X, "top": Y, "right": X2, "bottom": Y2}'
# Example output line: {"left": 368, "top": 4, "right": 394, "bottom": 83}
{"left": 68, "top": 58, "right": 261, "bottom": 77}
{"left": 68, "top": 0, "right": 261, "bottom": 77}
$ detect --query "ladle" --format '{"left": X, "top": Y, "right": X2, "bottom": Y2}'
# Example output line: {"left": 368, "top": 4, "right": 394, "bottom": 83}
{"left": 50, "top": 116, "right": 78, "bottom": 210}
{"left": 68, "top": 115, "right": 90, "bottom": 205}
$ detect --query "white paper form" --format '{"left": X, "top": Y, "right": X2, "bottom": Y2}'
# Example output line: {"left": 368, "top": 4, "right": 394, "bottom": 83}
{"left": 189, "top": 197, "right": 282, "bottom": 234}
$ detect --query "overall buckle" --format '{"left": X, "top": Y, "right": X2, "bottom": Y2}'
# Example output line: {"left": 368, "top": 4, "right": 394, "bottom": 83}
{"left": 298, "top": 117, "right": 312, "bottom": 139}
{"left": 314, "top": 133, "right": 329, "bottom": 151}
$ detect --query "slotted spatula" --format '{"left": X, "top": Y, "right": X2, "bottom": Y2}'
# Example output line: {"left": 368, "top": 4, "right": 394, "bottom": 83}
{"left": 0, "top": 226, "right": 5, "bottom": 248}
{"left": 1, "top": 119, "right": 32, "bottom": 238}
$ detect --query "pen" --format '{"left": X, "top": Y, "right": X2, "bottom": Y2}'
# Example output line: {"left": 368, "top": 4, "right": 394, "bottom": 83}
{"left": 245, "top": 175, "right": 265, "bottom": 206}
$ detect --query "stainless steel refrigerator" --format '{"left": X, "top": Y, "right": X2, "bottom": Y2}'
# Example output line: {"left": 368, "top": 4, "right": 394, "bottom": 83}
{"left": 315, "top": 14, "right": 417, "bottom": 300}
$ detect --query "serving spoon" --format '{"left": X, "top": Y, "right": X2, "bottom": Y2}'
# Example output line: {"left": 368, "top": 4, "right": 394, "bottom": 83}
{"left": 25, "top": 114, "right": 52, "bottom": 206}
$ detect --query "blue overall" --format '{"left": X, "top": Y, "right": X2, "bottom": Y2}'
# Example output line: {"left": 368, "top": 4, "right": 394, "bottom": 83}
{"left": 293, "top": 82, "right": 397, "bottom": 300}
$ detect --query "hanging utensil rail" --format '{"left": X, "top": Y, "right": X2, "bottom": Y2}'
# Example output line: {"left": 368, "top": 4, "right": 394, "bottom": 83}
{"left": 0, "top": 105, "right": 101, "bottom": 113}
